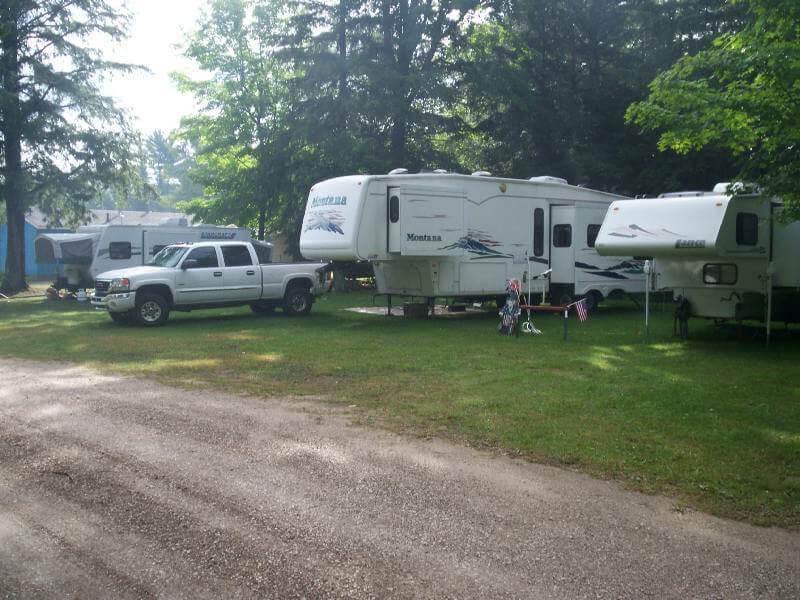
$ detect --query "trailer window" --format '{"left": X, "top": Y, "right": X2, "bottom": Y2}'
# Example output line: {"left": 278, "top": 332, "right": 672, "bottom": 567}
{"left": 389, "top": 195, "right": 400, "bottom": 223}
{"left": 184, "top": 246, "right": 218, "bottom": 268}
{"left": 736, "top": 213, "right": 758, "bottom": 246}
{"left": 703, "top": 263, "right": 737, "bottom": 285}
{"left": 109, "top": 242, "right": 131, "bottom": 260}
{"left": 533, "top": 208, "right": 544, "bottom": 256}
{"left": 587, "top": 224, "right": 601, "bottom": 248}
{"left": 221, "top": 244, "right": 253, "bottom": 267}
{"left": 553, "top": 224, "right": 572, "bottom": 248}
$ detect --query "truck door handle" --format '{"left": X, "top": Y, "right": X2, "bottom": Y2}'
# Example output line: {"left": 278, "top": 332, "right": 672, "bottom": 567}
{"left": 246, "top": 270, "right": 255, "bottom": 275}
{"left": 213, "top": 272, "right": 222, "bottom": 277}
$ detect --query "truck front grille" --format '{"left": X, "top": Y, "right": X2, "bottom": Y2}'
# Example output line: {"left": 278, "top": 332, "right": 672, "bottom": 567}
{"left": 94, "top": 280, "right": 110, "bottom": 298}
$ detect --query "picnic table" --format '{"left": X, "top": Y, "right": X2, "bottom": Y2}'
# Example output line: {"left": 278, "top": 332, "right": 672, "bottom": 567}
{"left": 519, "top": 304, "right": 571, "bottom": 339}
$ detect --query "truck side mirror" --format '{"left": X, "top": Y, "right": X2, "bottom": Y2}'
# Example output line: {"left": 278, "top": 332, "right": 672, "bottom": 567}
{"left": 181, "top": 258, "right": 198, "bottom": 270}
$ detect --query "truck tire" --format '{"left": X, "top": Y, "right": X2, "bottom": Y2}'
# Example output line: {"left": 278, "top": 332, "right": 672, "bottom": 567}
{"left": 134, "top": 293, "right": 170, "bottom": 327}
{"left": 250, "top": 301, "right": 276, "bottom": 315}
{"left": 109, "top": 311, "right": 131, "bottom": 324}
{"left": 283, "top": 287, "right": 313, "bottom": 316}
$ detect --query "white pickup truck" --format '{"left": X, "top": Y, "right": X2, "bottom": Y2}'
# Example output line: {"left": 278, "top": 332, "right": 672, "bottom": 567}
{"left": 90, "top": 240, "right": 327, "bottom": 326}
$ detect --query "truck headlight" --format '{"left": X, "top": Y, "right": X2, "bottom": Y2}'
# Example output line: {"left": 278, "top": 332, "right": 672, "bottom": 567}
{"left": 109, "top": 278, "right": 130, "bottom": 293}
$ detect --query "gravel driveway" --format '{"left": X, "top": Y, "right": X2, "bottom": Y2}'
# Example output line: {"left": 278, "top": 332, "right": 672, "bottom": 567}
{"left": 0, "top": 358, "right": 797, "bottom": 599}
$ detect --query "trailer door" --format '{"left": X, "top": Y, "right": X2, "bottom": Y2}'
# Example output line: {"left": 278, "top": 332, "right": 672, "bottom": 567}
{"left": 550, "top": 206, "right": 575, "bottom": 284}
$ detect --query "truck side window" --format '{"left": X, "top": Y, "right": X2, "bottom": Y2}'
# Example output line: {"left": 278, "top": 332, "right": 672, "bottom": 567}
{"left": 221, "top": 244, "right": 253, "bottom": 267}
{"left": 389, "top": 195, "right": 400, "bottom": 223}
{"left": 533, "top": 208, "right": 544, "bottom": 256}
{"left": 253, "top": 243, "right": 272, "bottom": 264}
{"left": 553, "top": 224, "right": 572, "bottom": 248}
{"left": 185, "top": 247, "right": 218, "bottom": 268}
{"left": 736, "top": 213, "right": 758, "bottom": 246}
{"left": 587, "top": 224, "right": 601, "bottom": 248}
{"left": 109, "top": 241, "right": 131, "bottom": 260}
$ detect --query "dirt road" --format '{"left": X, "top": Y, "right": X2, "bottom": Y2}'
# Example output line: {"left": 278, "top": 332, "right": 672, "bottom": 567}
{"left": 0, "top": 358, "right": 797, "bottom": 599}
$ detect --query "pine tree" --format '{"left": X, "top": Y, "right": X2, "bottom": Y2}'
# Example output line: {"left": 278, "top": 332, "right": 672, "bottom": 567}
{"left": 0, "top": 0, "right": 138, "bottom": 292}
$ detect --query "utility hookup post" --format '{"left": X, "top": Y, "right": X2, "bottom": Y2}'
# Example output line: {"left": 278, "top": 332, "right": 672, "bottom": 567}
{"left": 643, "top": 259, "right": 652, "bottom": 338}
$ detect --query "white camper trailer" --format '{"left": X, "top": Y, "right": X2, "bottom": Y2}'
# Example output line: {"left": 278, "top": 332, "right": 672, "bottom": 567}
{"left": 35, "top": 221, "right": 252, "bottom": 290}
{"left": 299, "top": 172, "right": 645, "bottom": 307}
{"left": 595, "top": 184, "right": 800, "bottom": 330}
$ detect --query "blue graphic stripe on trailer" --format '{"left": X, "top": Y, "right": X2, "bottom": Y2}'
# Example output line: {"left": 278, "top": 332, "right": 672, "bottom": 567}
{"left": 584, "top": 270, "right": 629, "bottom": 280}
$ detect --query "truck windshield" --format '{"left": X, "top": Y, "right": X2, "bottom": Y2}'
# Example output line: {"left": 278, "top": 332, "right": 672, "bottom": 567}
{"left": 148, "top": 246, "right": 188, "bottom": 267}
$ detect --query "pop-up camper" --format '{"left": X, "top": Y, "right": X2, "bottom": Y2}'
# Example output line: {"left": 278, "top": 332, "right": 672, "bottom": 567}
{"left": 299, "top": 172, "right": 645, "bottom": 307}
{"left": 595, "top": 184, "right": 800, "bottom": 329}
{"left": 36, "top": 221, "right": 252, "bottom": 290}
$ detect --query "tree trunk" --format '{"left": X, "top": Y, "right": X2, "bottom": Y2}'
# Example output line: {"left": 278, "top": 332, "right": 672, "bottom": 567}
{"left": 257, "top": 206, "right": 266, "bottom": 241}
{"left": 1, "top": 6, "right": 28, "bottom": 292}
{"left": 388, "top": 0, "right": 410, "bottom": 167}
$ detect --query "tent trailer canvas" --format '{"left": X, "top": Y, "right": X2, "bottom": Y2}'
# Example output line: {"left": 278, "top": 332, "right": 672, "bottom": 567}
{"left": 299, "top": 172, "right": 646, "bottom": 307}
{"left": 36, "top": 222, "right": 252, "bottom": 290}
{"left": 595, "top": 184, "right": 800, "bottom": 328}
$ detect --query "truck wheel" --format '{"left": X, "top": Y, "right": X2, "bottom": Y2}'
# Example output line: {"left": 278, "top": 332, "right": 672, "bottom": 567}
{"left": 283, "top": 288, "right": 313, "bottom": 316}
{"left": 134, "top": 293, "right": 170, "bottom": 326}
{"left": 109, "top": 311, "right": 131, "bottom": 324}
{"left": 250, "top": 301, "right": 276, "bottom": 315}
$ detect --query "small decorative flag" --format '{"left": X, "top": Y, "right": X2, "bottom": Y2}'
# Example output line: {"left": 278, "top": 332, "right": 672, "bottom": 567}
{"left": 575, "top": 298, "right": 589, "bottom": 322}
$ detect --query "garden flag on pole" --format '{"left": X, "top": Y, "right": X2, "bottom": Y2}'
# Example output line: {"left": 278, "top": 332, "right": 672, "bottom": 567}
{"left": 575, "top": 298, "right": 589, "bottom": 322}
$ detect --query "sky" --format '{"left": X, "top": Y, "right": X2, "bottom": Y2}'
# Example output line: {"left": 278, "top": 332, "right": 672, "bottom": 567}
{"left": 104, "top": 0, "right": 208, "bottom": 135}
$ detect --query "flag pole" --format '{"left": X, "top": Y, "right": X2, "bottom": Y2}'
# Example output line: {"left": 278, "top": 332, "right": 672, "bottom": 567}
{"left": 644, "top": 260, "right": 651, "bottom": 337}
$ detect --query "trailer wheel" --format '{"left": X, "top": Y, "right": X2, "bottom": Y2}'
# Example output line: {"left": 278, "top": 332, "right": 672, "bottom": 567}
{"left": 250, "top": 301, "right": 276, "bottom": 315}
{"left": 109, "top": 311, "right": 131, "bottom": 324}
{"left": 283, "top": 288, "right": 313, "bottom": 316}
{"left": 134, "top": 293, "right": 170, "bottom": 327}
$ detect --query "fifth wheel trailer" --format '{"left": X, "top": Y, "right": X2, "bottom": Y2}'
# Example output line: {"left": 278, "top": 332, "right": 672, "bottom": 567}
{"left": 299, "top": 172, "right": 646, "bottom": 307}
{"left": 595, "top": 184, "right": 800, "bottom": 328}
{"left": 35, "top": 221, "right": 252, "bottom": 290}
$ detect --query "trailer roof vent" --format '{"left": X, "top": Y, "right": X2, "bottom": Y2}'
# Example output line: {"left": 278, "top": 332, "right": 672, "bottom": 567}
{"left": 529, "top": 175, "right": 568, "bottom": 185}
{"left": 433, "top": 169, "right": 448, "bottom": 174}
{"left": 712, "top": 182, "right": 730, "bottom": 194}
{"left": 388, "top": 168, "right": 409, "bottom": 175}
{"left": 657, "top": 191, "right": 705, "bottom": 198}
{"left": 471, "top": 170, "right": 492, "bottom": 177}
{"left": 159, "top": 217, "right": 189, "bottom": 227}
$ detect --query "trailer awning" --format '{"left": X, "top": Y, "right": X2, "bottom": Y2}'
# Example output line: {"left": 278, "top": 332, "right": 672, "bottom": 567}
{"left": 35, "top": 232, "right": 100, "bottom": 265}
{"left": 595, "top": 196, "right": 730, "bottom": 258}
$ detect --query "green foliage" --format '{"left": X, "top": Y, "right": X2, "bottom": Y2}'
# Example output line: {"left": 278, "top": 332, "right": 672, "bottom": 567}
{"left": 175, "top": 0, "right": 296, "bottom": 241}
{"left": 627, "top": 0, "right": 800, "bottom": 214}
{"left": 175, "top": 0, "right": 784, "bottom": 242}
{"left": 458, "top": 0, "right": 743, "bottom": 195}
{"left": 0, "top": 0, "right": 143, "bottom": 289}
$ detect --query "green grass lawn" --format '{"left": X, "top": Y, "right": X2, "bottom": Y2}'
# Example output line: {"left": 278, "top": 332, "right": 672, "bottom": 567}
{"left": 1, "top": 292, "right": 798, "bottom": 529}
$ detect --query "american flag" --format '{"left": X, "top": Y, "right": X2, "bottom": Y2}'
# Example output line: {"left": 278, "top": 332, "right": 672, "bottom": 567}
{"left": 575, "top": 298, "right": 590, "bottom": 322}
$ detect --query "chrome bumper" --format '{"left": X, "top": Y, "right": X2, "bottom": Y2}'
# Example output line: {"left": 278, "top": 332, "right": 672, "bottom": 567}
{"left": 91, "top": 292, "right": 136, "bottom": 313}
